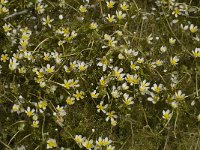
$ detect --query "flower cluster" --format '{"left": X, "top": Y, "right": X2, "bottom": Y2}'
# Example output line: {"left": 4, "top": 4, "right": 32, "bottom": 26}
{"left": 0, "top": 0, "right": 200, "bottom": 149}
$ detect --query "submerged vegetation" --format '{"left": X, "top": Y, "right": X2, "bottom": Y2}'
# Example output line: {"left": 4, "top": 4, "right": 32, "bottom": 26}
{"left": 0, "top": 0, "right": 200, "bottom": 149}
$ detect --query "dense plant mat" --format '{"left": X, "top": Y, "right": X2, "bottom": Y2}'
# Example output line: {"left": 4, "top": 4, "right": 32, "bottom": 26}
{"left": 0, "top": 0, "right": 200, "bottom": 149}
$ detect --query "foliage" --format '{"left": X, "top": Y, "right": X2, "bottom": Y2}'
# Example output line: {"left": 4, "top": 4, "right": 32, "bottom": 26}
{"left": 0, "top": 0, "right": 200, "bottom": 149}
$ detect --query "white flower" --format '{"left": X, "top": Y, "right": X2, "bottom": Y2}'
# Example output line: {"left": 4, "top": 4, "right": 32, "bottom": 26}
{"left": 116, "top": 11, "right": 126, "bottom": 20}
{"left": 43, "top": 52, "right": 51, "bottom": 61}
{"left": 56, "top": 105, "right": 66, "bottom": 117}
{"left": 162, "top": 110, "right": 172, "bottom": 120}
{"left": 78, "top": 61, "right": 88, "bottom": 71}
{"left": 46, "top": 64, "right": 55, "bottom": 73}
{"left": 25, "top": 107, "right": 35, "bottom": 117}
{"left": 147, "top": 93, "right": 159, "bottom": 104}
{"left": 90, "top": 22, "right": 98, "bottom": 29}
{"left": 71, "top": 30, "right": 77, "bottom": 38}
{"left": 107, "top": 145, "right": 115, "bottom": 150}
{"left": 63, "top": 65, "right": 70, "bottom": 73}
{"left": 197, "top": 114, "right": 200, "bottom": 122}
{"left": 66, "top": 97, "right": 75, "bottom": 105}
{"left": 51, "top": 52, "right": 63, "bottom": 64}
{"left": 42, "top": 15, "right": 54, "bottom": 27}
{"left": 116, "top": 30, "right": 123, "bottom": 36}
{"left": 174, "top": 90, "right": 186, "bottom": 101}
{"left": 96, "top": 101, "right": 108, "bottom": 113}
{"left": 123, "top": 93, "right": 134, "bottom": 106}
{"left": 9, "top": 58, "right": 19, "bottom": 71}
{"left": 69, "top": 61, "right": 78, "bottom": 70}
{"left": 130, "top": 61, "right": 139, "bottom": 71}
{"left": 194, "top": 35, "right": 200, "bottom": 41}
{"left": 99, "top": 76, "right": 109, "bottom": 87}
{"left": 79, "top": 5, "right": 87, "bottom": 13}
{"left": 106, "top": 14, "right": 116, "bottom": 23}
{"left": 111, "top": 86, "right": 121, "bottom": 98}
{"left": 120, "top": 2, "right": 129, "bottom": 11}
{"left": 155, "top": 59, "right": 164, "bottom": 66}
{"left": 16, "top": 145, "right": 26, "bottom": 150}
{"left": 124, "top": 49, "right": 138, "bottom": 56}
{"left": 96, "top": 137, "right": 104, "bottom": 147}
{"left": 0, "top": 4, "right": 9, "bottom": 13}
{"left": 82, "top": 139, "right": 93, "bottom": 150}
{"left": 113, "top": 67, "right": 125, "bottom": 81}
{"left": 160, "top": 46, "right": 167, "bottom": 53}
{"left": 97, "top": 56, "right": 112, "bottom": 71}
{"left": 126, "top": 74, "right": 139, "bottom": 85}
{"left": 12, "top": 104, "right": 20, "bottom": 112}
{"left": 24, "top": 52, "right": 32, "bottom": 60}
{"left": 139, "top": 80, "right": 150, "bottom": 95}
{"left": 169, "top": 37, "right": 176, "bottom": 45}
{"left": 171, "top": 101, "right": 178, "bottom": 108}
{"left": 1, "top": 0, "right": 8, "bottom": 5}
{"left": 151, "top": 83, "right": 163, "bottom": 93}
{"left": 106, "top": 0, "right": 115, "bottom": 9}
{"left": 104, "top": 34, "right": 111, "bottom": 40}
{"left": 3, "top": 23, "right": 12, "bottom": 32}
{"left": 106, "top": 111, "right": 117, "bottom": 122}
{"left": 90, "top": 90, "right": 99, "bottom": 99}
{"left": 137, "top": 57, "right": 144, "bottom": 63}
{"left": 102, "top": 137, "right": 112, "bottom": 146}
{"left": 40, "top": 81, "right": 46, "bottom": 88}
{"left": 47, "top": 138, "right": 57, "bottom": 149}
{"left": 170, "top": 56, "right": 179, "bottom": 66}
{"left": 180, "top": 24, "right": 188, "bottom": 31}
{"left": 49, "top": 85, "right": 57, "bottom": 93}
{"left": 35, "top": 3, "right": 46, "bottom": 14}
{"left": 192, "top": 48, "right": 200, "bottom": 58}
{"left": 59, "top": 14, "right": 63, "bottom": 20}
{"left": 103, "top": 35, "right": 117, "bottom": 48}
{"left": 75, "top": 135, "right": 85, "bottom": 146}
{"left": 172, "top": 7, "right": 180, "bottom": 17}
{"left": 32, "top": 120, "right": 39, "bottom": 128}
{"left": 121, "top": 82, "right": 129, "bottom": 90}
{"left": 147, "top": 34, "right": 153, "bottom": 44}
{"left": 190, "top": 24, "right": 198, "bottom": 33}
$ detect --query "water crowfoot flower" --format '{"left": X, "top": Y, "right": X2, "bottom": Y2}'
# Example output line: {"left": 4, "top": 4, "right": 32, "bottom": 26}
{"left": 106, "top": 1, "right": 115, "bottom": 9}
{"left": 46, "top": 64, "right": 55, "bottom": 74}
{"left": 162, "top": 110, "right": 172, "bottom": 120}
{"left": 139, "top": 80, "right": 150, "bottom": 95}
{"left": 9, "top": 58, "right": 19, "bottom": 71}
{"left": 82, "top": 139, "right": 94, "bottom": 150}
{"left": 90, "top": 90, "right": 99, "bottom": 99}
{"left": 106, "top": 111, "right": 117, "bottom": 122}
{"left": 120, "top": 2, "right": 129, "bottom": 11}
{"left": 147, "top": 93, "right": 160, "bottom": 104}
{"left": 42, "top": 15, "right": 54, "bottom": 28}
{"left": 75, "top": 135, "right": 85, "bottom": 147}
{"left": 90, "top": 22, "right": 98, "bottom": 30}
{"left": 169, "top": 37, "right": 176, "bottom": 45}
{"left": 170, "top": 56, "right": 179, "bottom": 66}
{"left": 197, "top": 114, "right": 200, "bottom": 122}
{"left": 32, "top": 121, "right": 39, "bottom": 128}
{"left": 151, "top": 83, "right": 164, "bottom": 93}
{"left": 116, "top": 11, "right": 126, "bottom": 20}
{"left": 25, "top": 107, "right": 35, "bottom": 117}
{"left": 47, "top": 138, "right": 57, "bottom": 149}
{"left": 106, "top": 14, "right": 116, "bottom": 23}
{"left": 190, "top": 24, "right": 198, "bottom": 33}
{"left": 192, "top": 48, "right": 200, "bottom": 58}
{"left": 96, "top": 101, "right": 108, "bottom": 113}
{"left": 174, "top": 90, "right": 186, "bottom": 101}
{"left": 123, "top": 93, "right": 134, "bottom": 106}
